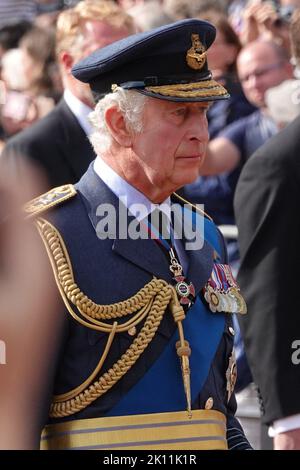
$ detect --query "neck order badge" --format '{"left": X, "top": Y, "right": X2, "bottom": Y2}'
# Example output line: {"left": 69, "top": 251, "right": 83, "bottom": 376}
{"left": 145, "top": 213, "right": 195, "bottom": 306}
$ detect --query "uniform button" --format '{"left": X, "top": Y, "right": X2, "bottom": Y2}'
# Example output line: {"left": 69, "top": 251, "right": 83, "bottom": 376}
{"left": 205, "top": 397, "right": 214, "bottom": 410}
{"left": 229, "top": 326, "right": 235, "bottom": 336}
{"left": 128, "top": 326, "right": 137, "bottom": 336}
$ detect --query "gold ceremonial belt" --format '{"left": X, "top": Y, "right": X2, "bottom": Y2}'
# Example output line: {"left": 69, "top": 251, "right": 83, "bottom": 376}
{"left": 41, "top": 409, "right": 227, "bottom": 450}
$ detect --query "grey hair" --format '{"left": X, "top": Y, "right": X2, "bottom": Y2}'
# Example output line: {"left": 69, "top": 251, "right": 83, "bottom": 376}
{"left": 88, "top": 87, "right": 147, "bottom": 155}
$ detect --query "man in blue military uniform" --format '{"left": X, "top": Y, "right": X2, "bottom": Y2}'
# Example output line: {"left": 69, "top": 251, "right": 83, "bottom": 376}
{"left": 23, "top": 19, "right": 251, "bottom": 450}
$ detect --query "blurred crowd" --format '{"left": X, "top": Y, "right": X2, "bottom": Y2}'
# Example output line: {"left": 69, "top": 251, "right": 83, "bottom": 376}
{"left": 1, "top": 0, "right": 300, "bottom": 451}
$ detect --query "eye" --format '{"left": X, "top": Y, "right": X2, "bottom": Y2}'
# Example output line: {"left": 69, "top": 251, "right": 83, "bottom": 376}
{"left": 172, "top": 107, "right": 187, "bottom": 117}
{"left": 198, "top": 105, "right": 210, "bottom": 114}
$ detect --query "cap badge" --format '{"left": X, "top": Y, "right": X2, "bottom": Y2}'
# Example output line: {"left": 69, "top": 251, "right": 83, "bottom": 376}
{"left": 186, "top": 34, "right": 206, "bottom": 70}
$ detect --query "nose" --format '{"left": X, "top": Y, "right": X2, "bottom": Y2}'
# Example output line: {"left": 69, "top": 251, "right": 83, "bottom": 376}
{"left": 186, "top": 111, "right": 209, "bottom": 143}
{"left": 245, "top": 73, "right": 260, "bottom": 89}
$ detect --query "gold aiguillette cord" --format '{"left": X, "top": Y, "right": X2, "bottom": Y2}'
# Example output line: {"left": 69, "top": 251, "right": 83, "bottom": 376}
{"left": 170, "top": 287, "right": 192, "bottom": 417}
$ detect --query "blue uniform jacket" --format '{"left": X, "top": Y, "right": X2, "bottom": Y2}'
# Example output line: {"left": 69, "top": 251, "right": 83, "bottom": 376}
{"left": 43, "top": 164, "right": 251, "bottom": 450}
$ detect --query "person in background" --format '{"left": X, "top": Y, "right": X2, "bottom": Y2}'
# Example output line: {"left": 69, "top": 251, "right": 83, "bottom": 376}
{"left": 0, "top": 20, "right": 32, "bottom": 63}
{"left": 264, "top": 5, "right": 300, "bottom": 128}
{"left": 0, "top": 158, "right": 59, "bottom": 449}
{"left": 0, "top": 48, "right": 49, "bottom": 140}
{"left": 0, "top": 0, "right": 135, "bottom": 193}
{"left": 19, "top": 26, "right": 62, "bottom": 103}
{"left": 203, "top": 10, "right": 256, "bottom": 139}
{"left": 127, "top": 0, "right": 173, "bottom": 31}
{"left": 2, "top": 26, "right": 62, "bottom": 141}
{"left": 265, "top": 77, "right": 300, "bottom": 127}
{"left": 234, "top": 7, "right": 300, "bottom": 451}
{"left": 0, "top": 20, "right": 33, "bottom": 146}
{"left": 164, "top": 0, "right": 227, "bottom": 20}
{"left": 240, "top": 0, "right": 296, "bottom": 54}
{"left": 228, "top": 0, "right": 248, "bottom": 35}
{"left": 201, "top": 40, "right": 293, "bottom": 182}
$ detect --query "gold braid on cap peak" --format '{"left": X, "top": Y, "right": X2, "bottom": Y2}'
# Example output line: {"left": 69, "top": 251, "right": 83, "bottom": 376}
{"left": 145, "top": 80, "right": 228, "bottom": 98}
{"left": 37, "top": 218, "right": 193, "bottom": 418}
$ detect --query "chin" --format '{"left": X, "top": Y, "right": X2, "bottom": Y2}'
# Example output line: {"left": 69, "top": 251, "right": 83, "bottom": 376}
{"left": 175, "top": 172, "right": 199, "bottom": 188}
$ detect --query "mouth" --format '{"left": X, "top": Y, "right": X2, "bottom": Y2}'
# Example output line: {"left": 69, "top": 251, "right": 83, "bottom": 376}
{"left": 176, "top": 155, "right": 203, "bottom": 162}
{"left": 253, "top": 90, "right": 264, "bottom": 98}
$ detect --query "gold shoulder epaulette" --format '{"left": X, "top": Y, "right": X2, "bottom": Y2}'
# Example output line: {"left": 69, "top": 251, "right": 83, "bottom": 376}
{"left": 173, "top": 192, "right": 213, "bottom": 222}
{"left": 24, "top": 184, "right": 77, "bottom": 218}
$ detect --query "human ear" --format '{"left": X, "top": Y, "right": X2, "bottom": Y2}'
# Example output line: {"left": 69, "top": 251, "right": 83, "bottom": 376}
{"left": 104, "top": 106, "right": 132, "bottom": 147}
{"left": 59, "top": 52, "right": 74, "bottom": 73}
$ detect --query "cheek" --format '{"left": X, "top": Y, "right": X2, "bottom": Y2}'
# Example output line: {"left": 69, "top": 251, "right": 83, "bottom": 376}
{"left": 146, "top": 128, "right": 180, "bottom": 161}
{"left": 207, "top": 47, "right": 223, "bottom": 65}
{"left": 23, "top": 56, "right": 34, "bottom": 78}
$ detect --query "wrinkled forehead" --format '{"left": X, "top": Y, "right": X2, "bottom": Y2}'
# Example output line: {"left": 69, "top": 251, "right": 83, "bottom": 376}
{"left": 140, "top": 95, "right": 213, "bottom": 115}
{"left": 153, "top": 98, "right": 213, "bottom": 109}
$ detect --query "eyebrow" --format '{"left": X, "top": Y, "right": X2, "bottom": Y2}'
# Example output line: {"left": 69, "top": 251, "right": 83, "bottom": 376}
{"left": 197, "top": 102, "right": 213, "bottom": 110}
{"left": 171, "top": 102, "right": 212, "bottom": 109}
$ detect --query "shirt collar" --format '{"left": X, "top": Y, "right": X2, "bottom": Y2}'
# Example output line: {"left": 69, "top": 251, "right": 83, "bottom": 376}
{"left": 93, "top": 156, "right": 171, "bottom": 222}
{"left": 63, "top": 89, "right": 93, "bottom": 136}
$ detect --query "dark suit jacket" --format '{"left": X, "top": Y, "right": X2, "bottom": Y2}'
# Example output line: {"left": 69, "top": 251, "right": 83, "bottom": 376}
{"left": 1, "top": 98, "right": 96, "bottom": 193}
{"left": 234, "top": 114, "right": 300, "bottom": 425}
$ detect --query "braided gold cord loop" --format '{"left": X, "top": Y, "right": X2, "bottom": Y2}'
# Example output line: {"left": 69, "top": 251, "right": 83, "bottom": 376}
{"left": 53, "top": 321, "right": 118, "bottom": 403}
{"left": 170, "top": 297, "right": 192, "bottom": 415}
{"left": 37, "top": 218, "right": 168, "bottom": 332}
{"left": 36, "top": 218, "right": 182, "bottom": 418}
{"left": 50, "top": 286, "right": 171, "bottom": 417}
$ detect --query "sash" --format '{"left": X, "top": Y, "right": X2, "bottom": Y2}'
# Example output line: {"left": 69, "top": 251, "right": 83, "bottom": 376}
{"left": 107, "top": 296, "right": 224, "bottom": 416}
{"left": 108, "top": 207, "right": 225, "bottom": 416}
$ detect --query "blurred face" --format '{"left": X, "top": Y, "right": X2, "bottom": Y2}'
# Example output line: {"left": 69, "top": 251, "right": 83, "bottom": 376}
{"left": 79, "top": 20, "right": 131, "bottom": 58}
{"left": 127, "top": 98, "right": 210, "bottom": 199}
{"left": 21, "top": 48, "right": 43, "bottom": 89}
{"left": 70, "top": 20, "right": 131, "bottom": 106}
{"left": 237, "top": 44, "right": 291, "bottom": 108}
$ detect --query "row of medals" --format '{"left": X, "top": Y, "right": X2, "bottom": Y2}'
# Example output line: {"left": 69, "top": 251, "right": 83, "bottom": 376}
{"left": 204, "top": 284, "right": 247, "bottom": 314}
{"left": 170, "top": 250, "right": 247, "bottom": 315}
{"left": 204, "top": 264, "right": 247, "bottom": 314}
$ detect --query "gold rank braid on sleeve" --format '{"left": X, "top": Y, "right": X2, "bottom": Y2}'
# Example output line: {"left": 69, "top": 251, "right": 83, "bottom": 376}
{"left": 36, "top": 218, "right": 191, "bottom": 418}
